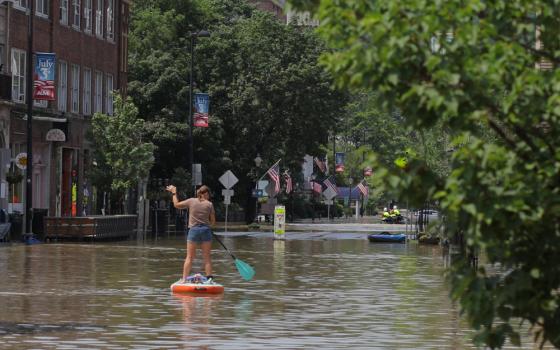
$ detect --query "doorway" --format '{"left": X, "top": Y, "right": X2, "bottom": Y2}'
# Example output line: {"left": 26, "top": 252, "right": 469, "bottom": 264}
{"left": 61, "top": 148, "right": 79, "bottom": 217}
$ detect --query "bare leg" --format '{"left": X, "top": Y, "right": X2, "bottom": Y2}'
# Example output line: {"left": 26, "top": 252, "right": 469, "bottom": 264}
{"left": 183, "top": 241, "right": 198, "bottom": 280}
{"left": 201, "top": 241, "right": 213, "bottom": 277}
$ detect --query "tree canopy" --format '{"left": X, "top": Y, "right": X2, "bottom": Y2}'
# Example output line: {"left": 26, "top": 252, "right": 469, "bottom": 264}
{"left": 129, "top": 0, "right": 347, "bottom": 215}
{"left": 288, "top": 0, "right": 560, "bottom": 348}
{"left": 89, "top": 96, "right": 155, "bottom": 203}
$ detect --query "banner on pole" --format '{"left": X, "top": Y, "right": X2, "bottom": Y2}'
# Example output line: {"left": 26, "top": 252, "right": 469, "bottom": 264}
{"left": 33, "top": 53, "right": 56, "bottom": 100}
{"left": 335, "top": 152, "right": 345, "bottom": 173}
{"left": 193, "top": 93, "right": 210, "bottom": 128}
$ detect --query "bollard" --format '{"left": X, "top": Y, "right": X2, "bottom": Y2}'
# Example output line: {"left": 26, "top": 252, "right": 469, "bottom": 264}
{"left": 274, "top": 205, "right": 285, "bottom": 240}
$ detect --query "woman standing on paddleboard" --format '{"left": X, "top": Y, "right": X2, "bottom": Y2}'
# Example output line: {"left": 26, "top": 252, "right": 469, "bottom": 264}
{"left": 166, "top": 185, "right": 216, "bottom": 282}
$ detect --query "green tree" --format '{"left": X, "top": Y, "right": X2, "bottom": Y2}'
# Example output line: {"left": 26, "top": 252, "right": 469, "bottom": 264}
{"left": 289, "top": 0, "right": 560, "bottom": 348}
{"left": 129, "top": 0, "right": 347, "bottom": 219}
{"left": 90, "top": 96, "right": 156, "bottom": 213}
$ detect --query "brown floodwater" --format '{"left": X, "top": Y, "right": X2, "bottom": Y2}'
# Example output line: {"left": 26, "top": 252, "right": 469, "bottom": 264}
{"left": 0, "top": 232, "right": 539, "bottom": 349}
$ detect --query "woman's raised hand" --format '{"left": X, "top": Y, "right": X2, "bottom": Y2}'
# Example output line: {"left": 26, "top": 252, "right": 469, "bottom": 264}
{"left": 165, "top": 185, "right": 177, "bottom": 194}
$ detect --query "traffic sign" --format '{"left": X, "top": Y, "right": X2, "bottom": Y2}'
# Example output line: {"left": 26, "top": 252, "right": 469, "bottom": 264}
{"left": 192, "top": 164, "right": 202, "bottom": 186}
{"left": 222, "top": 189, "right": 234, "bottom": 197}
{"left": 219, "top": 170, "right": 239, "bottom": 189}
{"left": 323, "top": 187, "right": 337, "bottom": 200}
{"left": 324, "top": 199, "right": 333, "bottom": 205}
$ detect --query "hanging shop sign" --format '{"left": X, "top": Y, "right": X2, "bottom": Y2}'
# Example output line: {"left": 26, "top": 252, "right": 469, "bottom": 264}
{"left": 33, "top": 53, "right": 56, "bottom": 100}
{"left": 15, "top": 153, "right": 27, "bottom": 170}
{"left": 46, "top": 128, "right": 66, "bottom": 142}
{"left": 193, "top": 93, "right": 210, "bottom": 128}
{"left": 335, "top": 152, "right": 345, "bottom": 173}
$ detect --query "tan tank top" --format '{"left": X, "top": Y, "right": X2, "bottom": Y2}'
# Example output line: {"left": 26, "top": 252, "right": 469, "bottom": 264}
{"left": 185, "top": 198, "right": 214, "bottom": 228}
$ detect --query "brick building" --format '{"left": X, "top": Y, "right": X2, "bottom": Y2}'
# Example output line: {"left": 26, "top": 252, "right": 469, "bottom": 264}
{"left": 0, "top": 0, "right": 129, "bottom": 221}
{"left": 249, "top": 0, "right": 318, "bottom": 27}
{"left": 248, "top": 0, "right": 286, "bottom": 23}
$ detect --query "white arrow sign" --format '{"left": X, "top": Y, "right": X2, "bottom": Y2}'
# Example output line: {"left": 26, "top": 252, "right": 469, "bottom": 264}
{"left": 323, "top": 187, "right": 337, "bottom": 200}
{"left": 219, "top": 170, "right": 239, "bottom": 189}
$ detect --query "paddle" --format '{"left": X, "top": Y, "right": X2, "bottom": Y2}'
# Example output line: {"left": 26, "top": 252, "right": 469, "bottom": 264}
{"left": 212, "top": 233, "right": 255, "bottom": 281}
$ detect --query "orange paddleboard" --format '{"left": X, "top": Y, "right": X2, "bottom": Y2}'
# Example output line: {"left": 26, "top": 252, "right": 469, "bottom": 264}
{"left": 170, "top": 279, "right": 224, "bottom": 294}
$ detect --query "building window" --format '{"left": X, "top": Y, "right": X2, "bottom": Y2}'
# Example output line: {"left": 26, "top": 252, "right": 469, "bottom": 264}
{"left": 72, "top": 0, "right": 81, "bottom": 29}
{"left": 11, "top": 49, "right": 26, "bottom": 103}
{"left": 83, "top": 68, "right": 92, "bottom": 115}
{"left": 94, "top": 71, "right": 102, "bottom": 113}
{"left": 84, "top": 0, "right": 92, "bottom": 33}
{"left": 71, "top": 64, "right": 80, "bottom": 113}
{"left": 13, "top": 0, "right": 28, "bottom": 11}
{"left": 60, "top": 0, "right": 68, "bottom": 25}
{"left": 106, "top": 0, "right": 113, "bottom": 40}
{"left": 58, "top": 61, "right": 68, "bottom": 112}
{"left": 106, "top": 74, "right": 113, "bottom": 115}
{"left": 36, "top": 0, "right": 49, "bottom": 17}
{"left": 8, "top": 143, "right": 25, "bottom": 211}
{"left": 95, "top": 0, "right": 103, "bottom": 37}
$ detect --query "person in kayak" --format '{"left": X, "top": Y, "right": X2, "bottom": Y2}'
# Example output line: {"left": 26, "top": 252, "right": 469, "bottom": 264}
{"left": 166, "top": 184, "right": 216, "bottom": 283}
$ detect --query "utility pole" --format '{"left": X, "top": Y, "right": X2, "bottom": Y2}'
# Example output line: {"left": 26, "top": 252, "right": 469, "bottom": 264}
{"left": 24, "top": 0, "right": 35, "bottom": 239}
{"left": 188, "top": 30, "right": 210, "bottom": 196}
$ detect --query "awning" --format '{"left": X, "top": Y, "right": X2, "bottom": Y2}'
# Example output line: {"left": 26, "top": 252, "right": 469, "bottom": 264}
{"left": 22, "top": 114, "right": 67, "bottom": 122}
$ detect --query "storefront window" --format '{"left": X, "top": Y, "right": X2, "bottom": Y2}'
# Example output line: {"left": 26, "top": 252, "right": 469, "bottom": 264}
{"left": 7, "top": 144, "right": 25, "bottom": 213}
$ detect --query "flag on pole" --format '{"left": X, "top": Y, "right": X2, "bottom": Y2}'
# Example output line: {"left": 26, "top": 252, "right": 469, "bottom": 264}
{"left": 323, "top": 175, "right": 338, "bottom": 194}
{"left": 311, "top": 180, "right": 323, "bottom": 194}
{"left": 357, "top": 179, "right": 369, "bottom": 197}
{"left": 266, "top": 160, "right": 281, "bottom": 195}
{"left": 314, "top": 156, "right": 326, "bottom": 173}
{"left": 283, "top": 171, "right": 293, "bottom": 194}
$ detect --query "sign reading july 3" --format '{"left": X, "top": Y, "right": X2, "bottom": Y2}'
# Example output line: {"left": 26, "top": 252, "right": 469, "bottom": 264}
{"left": 33, "top": 53, "right": 56, "bottom": 100}
{"left": 193, "top": 93, "right": 210, "bottom": 128}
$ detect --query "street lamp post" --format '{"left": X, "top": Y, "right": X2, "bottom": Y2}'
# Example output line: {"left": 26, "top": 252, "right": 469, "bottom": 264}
{"left": 188, "top": 30, "right": 210, "bottom": 196}
{"left": 24, "top": 0, "right": 34, "bottom": 239}
{"left": 253, "top": 154, "right": 262, "bottom": 222}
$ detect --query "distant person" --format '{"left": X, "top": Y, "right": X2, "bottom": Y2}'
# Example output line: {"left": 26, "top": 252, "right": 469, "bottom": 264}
{"left": 382, "top": 207, "right": 390, "bottom": 219}
{"left": 166, "top": 184, "right": 216, "bottom": 283}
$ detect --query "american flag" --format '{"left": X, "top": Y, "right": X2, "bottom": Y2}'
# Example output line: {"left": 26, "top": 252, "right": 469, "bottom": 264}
{"left": 311, "top": 180, "right": 323, "bottom": 194}
{"left": 283, "top": 172, "right": 293, "bottom": 194}
{"left": 323, "top": 175, "right": 338, "bottom": 194}
{"left": 266, "top": 161, "right": 281, "bottom": 194}
{"left": 314, "top": 156, "right": 326, "bottom": 173}
{"left": 357, "top": 179, "right": 369, "bottom": 197}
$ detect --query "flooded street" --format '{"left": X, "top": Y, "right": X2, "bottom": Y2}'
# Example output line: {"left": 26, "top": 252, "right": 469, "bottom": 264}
{"left": 0, "top": 233, "right": 530, "bottom": 349}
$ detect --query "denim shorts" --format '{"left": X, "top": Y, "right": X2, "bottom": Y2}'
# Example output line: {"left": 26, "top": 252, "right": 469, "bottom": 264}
{"left": 186, "top": 224, "right": 212, "bottom": 243}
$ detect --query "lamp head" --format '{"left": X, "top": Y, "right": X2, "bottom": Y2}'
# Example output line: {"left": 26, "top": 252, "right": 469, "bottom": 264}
{"left": 254, "top": 154, "right": 262, "bottom": 167}
{"left": 192, "top": 30, "right": 211, "bottom": 38}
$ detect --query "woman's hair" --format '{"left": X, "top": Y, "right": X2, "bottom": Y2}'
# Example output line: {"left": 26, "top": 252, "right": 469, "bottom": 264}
{"left": 196, "top": 185, "right": 211, "bottom": 200}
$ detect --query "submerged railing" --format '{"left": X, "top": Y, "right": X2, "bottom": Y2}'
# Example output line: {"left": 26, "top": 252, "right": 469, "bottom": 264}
{"left": 44, "top": 215, "right": 136, "bottom": 240}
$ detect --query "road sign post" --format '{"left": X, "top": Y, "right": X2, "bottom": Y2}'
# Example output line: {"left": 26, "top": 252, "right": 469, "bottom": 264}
{"left": 323, "top": 187, "right": 337, "bottom": 221}
{"left": 219, "top": 171, "right": 239, "bottom": 233}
